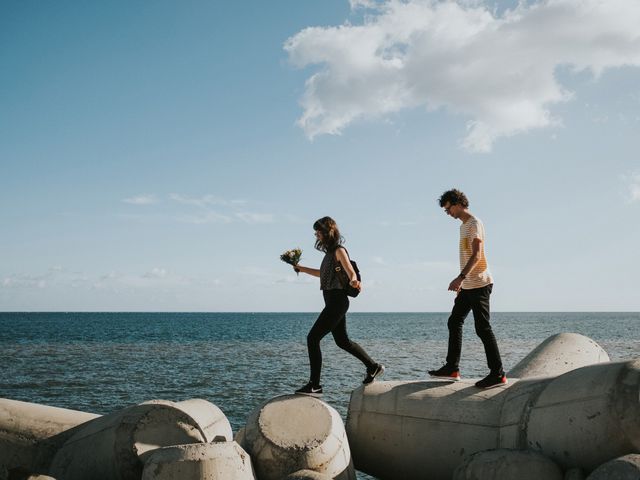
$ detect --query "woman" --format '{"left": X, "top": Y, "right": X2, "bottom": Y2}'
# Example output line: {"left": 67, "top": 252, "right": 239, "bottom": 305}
{"left": 293, "top": 216, "right": 384, "bottom": 396}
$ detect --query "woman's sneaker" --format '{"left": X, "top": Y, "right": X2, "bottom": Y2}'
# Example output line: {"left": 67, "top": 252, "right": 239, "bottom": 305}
{"left": 363, "top": 363, "right": 385, "bottom": 385}
{"left": 475, "top": 372, "right": 508, "bottom": 389}
{"left": 295, "top": 382, "right": 323, "bottom": 397}
{"left": 428, "top": 364, "right": 461, "bottom": 380}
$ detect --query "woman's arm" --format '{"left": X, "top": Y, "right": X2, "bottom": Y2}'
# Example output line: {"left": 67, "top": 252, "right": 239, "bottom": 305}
{"left": 336, "top": 247, "right": 361, "bottom": 289}
{"left": 295, "top": 265, "right": 320, "bottom": 277}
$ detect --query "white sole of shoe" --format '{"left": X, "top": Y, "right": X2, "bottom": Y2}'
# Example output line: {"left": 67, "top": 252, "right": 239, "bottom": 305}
{"left": 294, "top": 391, "right": 323, "bottom": 397}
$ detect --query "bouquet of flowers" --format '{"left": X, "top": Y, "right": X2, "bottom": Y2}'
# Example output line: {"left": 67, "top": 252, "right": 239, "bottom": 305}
{"left": 280, "top": 248, "right": 302, "bottom": 274}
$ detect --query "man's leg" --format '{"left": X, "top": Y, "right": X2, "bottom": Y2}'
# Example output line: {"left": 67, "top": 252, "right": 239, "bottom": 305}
{"left": 445, "top": 290, "right": 472, "bottom": 369}
{"left": 471, "top": 284, "right": 504, "bottom": 375}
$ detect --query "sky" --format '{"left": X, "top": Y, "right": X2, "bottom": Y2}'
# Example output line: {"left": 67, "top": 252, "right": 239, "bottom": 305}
{"left": 1, "top": 0, "right": 639, "bottom": 312}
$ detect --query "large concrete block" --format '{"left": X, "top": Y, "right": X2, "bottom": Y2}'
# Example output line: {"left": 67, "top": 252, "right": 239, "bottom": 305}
{"left": 0, "top": 399, "right": 99, "bottom": 476}
{"left": 586, "top": 454, "right": 640, "bottom": 480}
{"left": 347, "top": 334, "right": 639, "bottom": 480}
{"left": 508, "top": 333, "right": 609, "bottom": 379}
{"left": 525, "top": 360, "right": 640, "bottom": 470}
{"left": 141, "top": 441, "right": 255, "bottom": 480}
{"left": 242, "top": 395, "right": 355, "bottom": 480}
{"left": 564, "top": 469, "right": 586, "bottom": 480}
{"left": 347, "top": 379, "right": 509, "bottom": 480}
{"left": 452, "top": 449, "right": 563, "bottom": 480}
{"left": 49, "top": 399, "right": 232, "bottom": 480}
{"left": 284, "top": 470, "right": 333, "bottom": 480}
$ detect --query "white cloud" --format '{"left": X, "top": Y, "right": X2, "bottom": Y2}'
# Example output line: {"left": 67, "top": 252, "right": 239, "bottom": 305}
{"left": 176, "top": 212, "right": 233, "bottom": 224}
{"left": 350, "top": 0, "right": 379, "bottom": 8}
{"left": 169, "top": 194, "right": 247, "bottom": 208}
{"left": 235, "top": 212, "right": 275, "bottom": 224}
{"left": 120, "top": 193, "right": 280, "bottom": 225}
{"left": 123, "top": 194, "right": 158, "bottom": 205}
{"left": 1, "top": 267, "right": 87, "bottom": 289}
{"left": 144, "top": 267, "right": 168, "bottom": 279}
{"left": 285, "top": 0, "right": 640, "bottom": 152}
{"left": 625, "top": 172, "right": 640, "bottom": 202}
{"left": 0, "top": 267, "right": 198, "bottom": 292}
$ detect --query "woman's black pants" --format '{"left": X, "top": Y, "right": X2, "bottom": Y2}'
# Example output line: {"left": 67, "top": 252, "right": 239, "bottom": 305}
{"left": 307, "top": 289, "right": 375, "bottom": 386}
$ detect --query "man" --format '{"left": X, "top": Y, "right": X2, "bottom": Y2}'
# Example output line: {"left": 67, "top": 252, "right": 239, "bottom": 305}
{"left": 428, "top": 189, "right": 507, "bottom": 389}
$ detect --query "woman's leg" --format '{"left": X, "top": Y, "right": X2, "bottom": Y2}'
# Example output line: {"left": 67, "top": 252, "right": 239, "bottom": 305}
{"left": 306, "top": 291, "right": 347, "bottom": 386}
{"left": 332, "top": 313, "right": 376, "bottom": 369}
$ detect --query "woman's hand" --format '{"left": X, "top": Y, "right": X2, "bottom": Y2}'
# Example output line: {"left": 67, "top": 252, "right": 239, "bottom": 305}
{"left": 293, "top": 265, "right": 321, "bottom": 277}
{"left": 350, "top": 279, "right": 361, "bottom": 291}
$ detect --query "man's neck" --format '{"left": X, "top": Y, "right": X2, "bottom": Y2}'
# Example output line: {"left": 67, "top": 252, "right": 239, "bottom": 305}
{"left": 459, "top": 210, "right": 472, "bottom": 223}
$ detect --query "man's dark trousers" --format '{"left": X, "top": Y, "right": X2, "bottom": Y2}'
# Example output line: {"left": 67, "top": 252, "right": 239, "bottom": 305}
{"left": 445, "top": 284, "right": 503, "bottom": 374}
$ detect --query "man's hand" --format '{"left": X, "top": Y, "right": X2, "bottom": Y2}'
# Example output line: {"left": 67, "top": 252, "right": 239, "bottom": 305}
{"left": 448, "top": 275, "right": 463, "bottom": 292}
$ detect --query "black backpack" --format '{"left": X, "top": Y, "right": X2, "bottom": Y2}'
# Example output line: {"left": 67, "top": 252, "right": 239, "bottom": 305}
{"left": 334, "top": 248, "right": 361, "bottom": 297}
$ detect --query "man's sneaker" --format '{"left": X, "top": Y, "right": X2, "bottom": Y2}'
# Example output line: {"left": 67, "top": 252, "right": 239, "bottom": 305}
{"left": 363, "top": 363, "right": 385, "bottom": 385}
{"left": 475, "top": 372, "right": 508, "bottom": 389}
{"left": 295, "top": 382, "right": 323, "bottom": 397}
{"left": 428, "top": 364, "right": 461, "bottom": 380}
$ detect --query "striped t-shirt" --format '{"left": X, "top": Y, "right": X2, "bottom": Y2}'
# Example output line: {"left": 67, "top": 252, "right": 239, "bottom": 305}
{"left": 459, "top": 215, "right": 493, "bottom": 289}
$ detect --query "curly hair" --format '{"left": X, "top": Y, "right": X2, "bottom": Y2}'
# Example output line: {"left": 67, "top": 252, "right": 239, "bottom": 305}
{"left": 438, "top": 189, "right": 469, "bottom": 208}
{"left": 313, "top": 216, "right": 344, "bottom": 252}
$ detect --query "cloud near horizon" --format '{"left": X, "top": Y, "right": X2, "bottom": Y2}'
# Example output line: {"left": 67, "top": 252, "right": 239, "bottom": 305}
{"left": 123, "top": 194, "right": 158, "bottom": 205}
{"left": 123, "top": 194, "right": 275, "bottom": 225}
{"left": 285, "top": 0, "right": 640, "bottom": 152}
{"left": 625, "top": 172, "right": 640, "bottom": 202}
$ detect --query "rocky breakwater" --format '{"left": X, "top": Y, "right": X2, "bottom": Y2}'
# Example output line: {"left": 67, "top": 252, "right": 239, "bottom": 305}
{"left": 2, "top": 332, "right": 638, "bottom": 480}
{"left": 346, "top": 332, "right": 640, "bottom": 480}
{"left": 0, "top": 395, "right": 353, "bottom": 480}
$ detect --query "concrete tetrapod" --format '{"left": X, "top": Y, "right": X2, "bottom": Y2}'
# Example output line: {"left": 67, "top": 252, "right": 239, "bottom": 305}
{"left": 346, "top": 335, "right": 639, "bottom": 480}
{"left": 141, "top": 441, "right": 256, "bottom": 480}
{"left": 49, "top": 399, "right": 232, "bottom": 480}
{"left": 451, "top": 448, "right": 563, "bottom": 480}
{"left": 240, "top": 395, "right": 355, "bottom": 480}
{"left": 585, "top": 454, "right": 640, "bottom": 480}
{"left": 564, "top": 468, "right": 586, "bottom": 480}
{"left": 0, "top": 398, "right": 99, "bottom": 477}
{"left": 508, "top": 332, "right": 610, "bottom": 379}
{"left": 284, "top": 470, "right": 333, "bottom": 480}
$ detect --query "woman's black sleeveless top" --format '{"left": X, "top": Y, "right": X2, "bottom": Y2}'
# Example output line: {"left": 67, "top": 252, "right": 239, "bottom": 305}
{"left": 320, "top": 247, "right": 344, "bottom": 291}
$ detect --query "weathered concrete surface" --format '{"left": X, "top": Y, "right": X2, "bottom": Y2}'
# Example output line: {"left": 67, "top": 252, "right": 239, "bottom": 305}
{"left": 141, "top": 441, "right": 255, "bottom": 480}
{"left": 283, "top": 470, "right": 333, "bottom": 480}
{"left": 347, "top": 334, "right": 640, "bottom": 480}
{"left": 49, "top": 399, "right": 232, "bottom": 480}
{"left": 524, "top": 360, "right": 640, "bottom": 470}
{"left": 586, "top": 454, "right": 640, "bottom": 480}
{"left": 234, "top": 426, "right": 246, "bottom": 447}
{"left": 564, "top": 468, "right": 586, "bottom": 480}
{"left": 0, "top": 399, "right": 99, "bottom": 476}
{"left": 241, "top": 395, "right": 355, "bottom": 480}
{"left": 508, "top": 332, "right": 609, "bottom": 379}
{"left": 452, "top": 449, "right": 563, "bottom": 480}
{"left": 347, "top": 379, "right": 509, "bottom": 480}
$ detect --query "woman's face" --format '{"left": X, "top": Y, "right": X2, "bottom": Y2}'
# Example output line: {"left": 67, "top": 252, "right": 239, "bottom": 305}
{"left": 314, "top": 229, "right": 324, "bottom": 241}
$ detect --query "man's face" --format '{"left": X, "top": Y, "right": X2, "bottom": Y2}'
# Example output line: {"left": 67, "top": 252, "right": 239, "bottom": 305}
{"left": 443, "top": 202, "right": 462, "bottom": 219}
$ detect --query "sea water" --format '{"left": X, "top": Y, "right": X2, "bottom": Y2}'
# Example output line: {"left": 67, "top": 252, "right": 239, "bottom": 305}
{"left": 1, "top": 312, "right": 639, "bottom": 478}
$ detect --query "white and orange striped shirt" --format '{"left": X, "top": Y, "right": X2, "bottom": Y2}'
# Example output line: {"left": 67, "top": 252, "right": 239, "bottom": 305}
{"left": 459, "top": 215, "right": 493, "bottom": 289}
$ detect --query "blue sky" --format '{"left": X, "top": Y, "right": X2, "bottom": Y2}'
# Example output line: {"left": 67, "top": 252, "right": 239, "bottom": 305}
{"left": 1, "top": 0, "right": 639, "bottom": 312}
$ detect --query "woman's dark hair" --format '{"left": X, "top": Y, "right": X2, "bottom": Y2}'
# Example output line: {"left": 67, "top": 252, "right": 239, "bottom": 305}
{"left": 313, "top": 216, "right": 344, "bottom": 252}
{"left": 438, "top": 189, "right": 469, "bottom": 208}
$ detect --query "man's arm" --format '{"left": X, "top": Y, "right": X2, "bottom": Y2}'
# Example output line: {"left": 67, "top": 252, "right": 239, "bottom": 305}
{"left": 448, "top": 238, "right": 482, "bottom": 292}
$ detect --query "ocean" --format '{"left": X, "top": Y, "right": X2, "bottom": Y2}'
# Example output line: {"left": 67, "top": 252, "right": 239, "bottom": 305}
{"left": 1, "top": 312, "right": 639, "bottom": 478}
